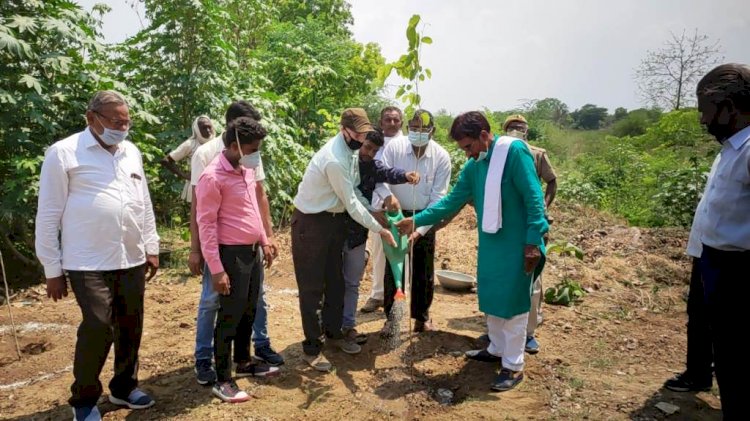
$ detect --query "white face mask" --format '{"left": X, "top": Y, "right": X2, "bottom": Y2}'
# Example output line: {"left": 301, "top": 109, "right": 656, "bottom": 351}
{"left": 475, "top": 138, "right": 489, "bottom": 161}
{"left": 236, "top": 131, "right": 260, "bottom": 169}
{"left": 408, "top": 130, "right": 430, "bottom": 147}
{"left": 507, "top": 129, "right": 527, "bottom": 140}
{"left": 95, "top": 115, "right": 128, "bottom": 146}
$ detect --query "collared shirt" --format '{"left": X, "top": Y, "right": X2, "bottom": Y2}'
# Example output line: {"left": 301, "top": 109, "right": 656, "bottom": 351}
{"left": 196, "top": 153, "right": 269, "bottom": 275}
{"left": 528, "top": 144, "right": 557, "bottom": 184}
{"left": 35, "top": 128, "right": 159, "bottom": 278}
{"left": 374, "top": 136, "right": 451, "bottom": 236}
{"left": 697, "top": 125, "right": 750, "bottom": 251}
{"left": 191, "top": 136, "right": 265, "bottom": 187}
{"left": 686, "top": 154, "right": 721, "bottom": 258}
{"left": 293, "top": 133, "right": 383, "bottom": 233}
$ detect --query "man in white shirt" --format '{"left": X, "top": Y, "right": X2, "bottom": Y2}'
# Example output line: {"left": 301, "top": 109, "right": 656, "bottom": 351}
{"left": 693, "top": 63, "right": 750, "bottom": 420}
{"left": 35, "top": 90, "right": 159, "bottom": 421}
{"left": 361, "top": 106, "right": 407, "bottom": 313}
{"left": 292, "top": 108, "right": 396, "bottom": 372}
{"left": 375, "top": 109, "right": 451, "bottom": 333}
{"left": 160, "top": 115, "right": 215, "bottom": 202}
{"left": 187, "top": 101, "right": 283, "bottom": 385}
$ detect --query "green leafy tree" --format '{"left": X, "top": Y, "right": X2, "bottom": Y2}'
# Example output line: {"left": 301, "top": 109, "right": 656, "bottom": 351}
{"left": 254, "top": 19, "right": 384, "bottom": 147}
{"left": 610, "top": 108, "right": 662, "bottom": 137}
{"left": 571, "top": 104, "right": 608, "bottom": 130}
{"left": 0, "top": 0, "right": 154, "bottom": 276}
{"left": 530, "top": 97, "right": 571, "bottom": 127}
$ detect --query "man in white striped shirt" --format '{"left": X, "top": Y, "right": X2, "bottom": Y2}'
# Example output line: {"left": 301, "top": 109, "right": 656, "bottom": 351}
{"left": 35, "top": 91, "right": 159, "bottom": 421}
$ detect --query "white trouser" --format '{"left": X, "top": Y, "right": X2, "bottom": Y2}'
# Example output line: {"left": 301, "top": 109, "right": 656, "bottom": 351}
{"left": 527, "top": 275, "right": 543, "bottom": 336}
{"left": 487, "top": 312, "right": 529, "bottom": 372}
{"left": 368, "top": 232, "right": 386, "bottom": 301}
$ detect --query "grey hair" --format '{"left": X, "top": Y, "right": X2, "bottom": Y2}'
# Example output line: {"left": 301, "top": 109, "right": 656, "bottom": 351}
{"left": 87, "top": 90, "right": 128, "bottom": 112}
{"left": 696, "top": 63, "right": 750, "bottom": 110}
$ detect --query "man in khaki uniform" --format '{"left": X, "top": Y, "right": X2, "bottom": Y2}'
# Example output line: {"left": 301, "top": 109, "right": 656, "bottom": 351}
{"left": 503, "top": 114, "right": 557, "bottom": 354}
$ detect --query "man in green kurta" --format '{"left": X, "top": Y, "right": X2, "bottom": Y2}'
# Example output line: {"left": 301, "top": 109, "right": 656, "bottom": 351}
{"left": 396, "top": 111, "right": 548, "bottom": 392}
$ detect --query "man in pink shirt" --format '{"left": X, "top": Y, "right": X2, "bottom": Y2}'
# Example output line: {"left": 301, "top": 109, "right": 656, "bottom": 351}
{"left": 196, "top": 116, "right": 277, "bottom": 403}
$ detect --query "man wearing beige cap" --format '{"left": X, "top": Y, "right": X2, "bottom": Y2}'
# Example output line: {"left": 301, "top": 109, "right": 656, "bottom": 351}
{"left": 292, "top": 108, "right": 396, "bottom": 372}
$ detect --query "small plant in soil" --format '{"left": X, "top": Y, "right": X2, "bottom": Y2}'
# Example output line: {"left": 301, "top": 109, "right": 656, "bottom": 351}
{"left": 545, "top": 241, "right": 586, "bottom": 306}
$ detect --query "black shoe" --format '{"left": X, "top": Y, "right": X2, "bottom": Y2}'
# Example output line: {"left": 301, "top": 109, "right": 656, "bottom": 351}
{"left": 664, "top": 371, "right": 712, "bottom": 392}
{"left": 477, "top": 333, "right": 490, "bottom": 342}
{"left": 194, "top": 358, "right": 217, "bottom": 385}
{"left": 235, "top": 361, "right": 281, "bottom": 378}
{"left": 343, "top": 327, "right": 368, "bottom": 345}
{"left": 254, "top": 345, "right": 285, "bottom": 366}
{"left": 491, "top": 368, "right": 524, "bottom": 392}
{"left": 465, "top": 348, "right": 501, "bottom": 362}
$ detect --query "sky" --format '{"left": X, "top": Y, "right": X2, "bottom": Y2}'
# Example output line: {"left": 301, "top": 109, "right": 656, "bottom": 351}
{"left": 76, "top": 0, "right": 750, "bottom": 114}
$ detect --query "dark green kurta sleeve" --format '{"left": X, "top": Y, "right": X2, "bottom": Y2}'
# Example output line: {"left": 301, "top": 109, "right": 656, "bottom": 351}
{"left": 508, "top": 141, "right": 548, "bottom": 246}
{"left": 414, "top": 160, "right": 474, "bottom": 227}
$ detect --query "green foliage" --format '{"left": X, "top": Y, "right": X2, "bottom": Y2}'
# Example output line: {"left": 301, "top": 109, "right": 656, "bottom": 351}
{"left": 377, "top": 14, "right": 431, "bottom": 119}
{"left": 254, "top": 19, "right": 384, "bottom": 147}
{"left": 0, "top": 0, "right": 382, "bottom": 277}
{"left": 554, "top": 109, "right": 717, "bottom": 227}
{"left": 0, "top": 0, "right": 148, "bottom": 273}
{"left": 528, "top": 98, "right": 571, "bottom": 127}
{"left": 545, "top": 279, "right": 586, "bottom": 306}
{"left": 610, "top": 108, "right": 662, "bottom": 137}
{"left": 571, "top": 104, "right": 608, "bottom": 130}
{"left": 544, "top": 241, "right": 586, "bottom": 306}
{"left": 546, "top": 242, "right": 584, "bottom": 259}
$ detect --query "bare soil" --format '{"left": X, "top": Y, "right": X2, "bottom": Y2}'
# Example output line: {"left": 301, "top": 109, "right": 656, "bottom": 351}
{"left": 0, "top": 203, "right": 721, "bottom": 420}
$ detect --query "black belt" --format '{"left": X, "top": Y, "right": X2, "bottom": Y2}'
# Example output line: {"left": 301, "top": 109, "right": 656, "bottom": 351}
{"left": 219, "top": 244, "right": 259, "bottom": 254}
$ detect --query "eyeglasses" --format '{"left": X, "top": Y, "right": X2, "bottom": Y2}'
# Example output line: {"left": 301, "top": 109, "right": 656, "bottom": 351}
{"left": 94, "top": 111, "right": 133, "bottom": 128}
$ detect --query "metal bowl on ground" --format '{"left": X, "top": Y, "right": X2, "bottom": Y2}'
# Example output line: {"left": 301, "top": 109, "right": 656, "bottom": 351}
{"left": 435, "top": 270, "right": 476, "bottom": 292}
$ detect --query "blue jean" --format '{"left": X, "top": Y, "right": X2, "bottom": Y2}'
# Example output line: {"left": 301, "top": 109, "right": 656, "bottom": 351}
{"left": 194, "top": 262, "right": 270, "bottom": 362}
{"left": 342, "top": 242, "right": 367, "bottom": 330}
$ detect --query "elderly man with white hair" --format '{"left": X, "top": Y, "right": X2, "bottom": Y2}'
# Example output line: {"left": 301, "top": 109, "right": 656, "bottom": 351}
{"left": 35, "top": 90, "right": 159, "bottom": 421}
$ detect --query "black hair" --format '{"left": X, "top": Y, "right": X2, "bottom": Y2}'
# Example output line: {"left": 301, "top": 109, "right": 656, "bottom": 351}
{"left": 366, "top": 127, "right": 384, "bottom": 147}
{"left": 449, "top": 111, "right": 491, "bottom": 140}
{"left": 223, "top": 116, "right": 267, "bottom": 147}
{"left": 697, "top": 63, "right": 750, "bottom": 111}
{"left": 225, "top": 100, "right": 262, "bottom": 125}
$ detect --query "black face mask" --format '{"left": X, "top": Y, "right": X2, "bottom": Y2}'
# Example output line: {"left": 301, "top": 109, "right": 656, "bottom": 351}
{"left": 344, "top": 129, "right": 363, "bottom": 150}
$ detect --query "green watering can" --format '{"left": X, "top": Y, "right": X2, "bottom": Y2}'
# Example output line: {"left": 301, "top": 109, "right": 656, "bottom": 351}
{"left": 382, "top": 209, "right": 409, "bottom": 300}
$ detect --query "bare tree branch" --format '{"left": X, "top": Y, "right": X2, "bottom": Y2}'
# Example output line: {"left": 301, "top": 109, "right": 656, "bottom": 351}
{"left": 635, "top": 29, "right": 723, "bottom": 110}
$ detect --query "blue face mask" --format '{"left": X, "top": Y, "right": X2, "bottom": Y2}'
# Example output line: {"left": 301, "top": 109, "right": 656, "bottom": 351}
{"left": 95, "top": 115, "right": 128, "bottom": 146}
{"left": 408, "top": 130, "right": 430, "bottom": 147}
{"left": 476, "top": 150, "right": 488, "bottom": 162}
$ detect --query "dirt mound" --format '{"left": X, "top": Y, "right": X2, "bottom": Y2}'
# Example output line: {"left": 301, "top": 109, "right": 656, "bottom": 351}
{"left": 0, "top": 201, "right": 720, "bottom": 420}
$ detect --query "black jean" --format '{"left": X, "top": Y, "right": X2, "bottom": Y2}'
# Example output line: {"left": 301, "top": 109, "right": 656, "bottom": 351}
{"left": 214, "top": 245, "right": 262, "bottom": 382}
{"left": 67, "top": 264, "right": 146, "bottom": 408}
{"left": 291, "top": 210, "right": 348, "bottom": 356}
